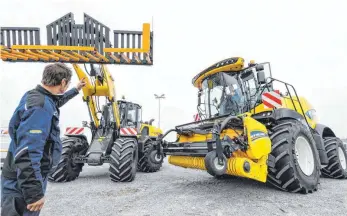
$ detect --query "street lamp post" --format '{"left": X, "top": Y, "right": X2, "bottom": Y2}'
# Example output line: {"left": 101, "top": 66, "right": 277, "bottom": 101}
{"left": 154, "top": 94, "right": 165, "bottom": 128}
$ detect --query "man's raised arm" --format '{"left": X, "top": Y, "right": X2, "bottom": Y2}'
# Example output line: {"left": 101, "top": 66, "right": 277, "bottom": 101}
{"left": 55, "top": 78, "right": 86, "bottom": 108}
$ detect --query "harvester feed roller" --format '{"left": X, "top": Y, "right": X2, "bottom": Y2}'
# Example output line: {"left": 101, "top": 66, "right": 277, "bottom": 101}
{"left": 168, "top": 155, "right": 268, "bottom": 182}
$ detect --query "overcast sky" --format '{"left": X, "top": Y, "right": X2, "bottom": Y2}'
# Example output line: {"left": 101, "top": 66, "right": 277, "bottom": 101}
{"left": 0, "top": 0, "right": 346, "bottom": 142}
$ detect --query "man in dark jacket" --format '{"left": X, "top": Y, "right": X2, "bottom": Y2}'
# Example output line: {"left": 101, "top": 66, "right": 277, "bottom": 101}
{"left": 1, "top": 63, "right": 86, "bottom": 216}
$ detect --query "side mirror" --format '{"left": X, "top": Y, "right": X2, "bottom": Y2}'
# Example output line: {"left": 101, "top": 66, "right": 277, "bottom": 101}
{"left": 255, "top": 64, "right": 264, "bottom": 71}
{"left": 257, "top": 71, "right": 266, "bottom": 84}
{"left": 149, "top": 119, "right": 155, "bottom": 125}
{"left": 82, "top": 121, "right": 89, "bottom": 127}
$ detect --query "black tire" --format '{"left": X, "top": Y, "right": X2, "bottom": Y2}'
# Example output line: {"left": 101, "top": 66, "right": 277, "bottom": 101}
{"left": 266, "top": 120, "right": 321, "bottom": 194}
{"left": 321, "top": 137, "right": 347, "bottom": 179}
{"left": 204, "top": 150, "right": 227, "bottom": 177}
{"left": 108, "top": 138, "right": 138, "bottom": 182}
{"left": 48, "top": 137, "right": 88, "bottom": 182}
{"left": 137, "top": 140, "right": 163, "bottom": 173}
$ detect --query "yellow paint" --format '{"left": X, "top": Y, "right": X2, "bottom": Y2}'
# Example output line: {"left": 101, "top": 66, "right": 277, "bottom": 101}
{"left": 36, "top": 50, "right": 59, "bottom": 61}
{"left": 167, "top": 113, "right": 271, "bottom": 183}
{"left": 60, "top": 51, "right": 80, "bottom": 61}
{"left": 243, "top": 114, "right": 271, "bottom": 160}
{"left": 11, "top": 45, "right": 95, "bottom": 51}
{"left": 71, "top": 64, "right": 122, "bottom": 128}
{"left": 168, "top": 154, "right": 268, "bottom": 183}
{"left": 193, "top": 57, "right": 245, "bottom": 88}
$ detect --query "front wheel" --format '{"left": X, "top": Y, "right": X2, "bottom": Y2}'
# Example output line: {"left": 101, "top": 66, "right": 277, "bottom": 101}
{"left": 321, "top": 137, "right": 347, "bottom": 179}
{"left": 266, "top": 120, "right": 321, "bottom": 194}
{"left": 137, "top": 140, "right": 164, "bottom": 173}
{"left": 48, "top": 137, "right": 88, "bottom": 182}
{"left": 108, "top": 138, "right": 138, "bottom": 182}
{"left": 204, "top": 150, "right": 227, "bottom": 177}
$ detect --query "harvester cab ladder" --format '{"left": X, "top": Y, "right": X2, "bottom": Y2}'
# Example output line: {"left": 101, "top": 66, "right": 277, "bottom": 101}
{"left": 0, "top": 12, "right": 154, "bottom": 165}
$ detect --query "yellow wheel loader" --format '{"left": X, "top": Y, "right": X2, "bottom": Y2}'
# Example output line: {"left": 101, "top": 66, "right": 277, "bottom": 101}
{"left": 0, "top": 12, "right": 164, "bottom": 183}
{"left": 154, "top": 57, "right": 347, "bottom": 193}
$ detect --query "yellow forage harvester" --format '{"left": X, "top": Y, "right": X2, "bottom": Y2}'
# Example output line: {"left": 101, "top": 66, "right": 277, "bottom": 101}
{"left": 155, "top": 57, "right": 347, "bottom": 194}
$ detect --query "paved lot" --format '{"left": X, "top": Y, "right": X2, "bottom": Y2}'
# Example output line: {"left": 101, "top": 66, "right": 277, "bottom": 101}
{"left": 39, "top": 158, "right": 347, "bottom": 216}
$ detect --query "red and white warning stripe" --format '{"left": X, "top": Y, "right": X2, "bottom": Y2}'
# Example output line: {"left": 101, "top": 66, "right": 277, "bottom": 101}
{"left": 193, "top": 113, "right": 201, "bottom": 122}
{"left": 262, "top": 90, "right": 282, "bottom": 109}
{"left": 120, "top": 127, "right": 138, "bottom": 136}
{"left": 65, "top": 127, "right": 84, "bottom": 135}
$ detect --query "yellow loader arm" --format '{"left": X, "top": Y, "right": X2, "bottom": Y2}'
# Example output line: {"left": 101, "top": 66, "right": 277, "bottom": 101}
{"left": 72, "top": 64, "right": 119, "bottom": 128}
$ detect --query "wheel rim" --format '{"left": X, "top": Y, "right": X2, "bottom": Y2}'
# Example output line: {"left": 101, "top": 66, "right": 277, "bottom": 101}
{"left": 154, "top": 153, "right": 162, "bottom": 162}
{"left": 295, "top": 136, "right": 315, "bottom": 176}
{"left": 213, "top": 157, "right": 225, "bottom": 170}
{"left": 338, "top": 147, "right": 347, "bottom": 170}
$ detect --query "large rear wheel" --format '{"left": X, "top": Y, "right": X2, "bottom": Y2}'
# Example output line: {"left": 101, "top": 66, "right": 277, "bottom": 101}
{"left": 321, "top": 137, "right": 347, "bottom": 179}
{"left": 108, "top": 138, "right": 138, "bottom": 182}
{"left": 266, "top": 120, "right": 321, "bottom": 194}
{"left": 48, "top": 137, "right": 88, "bottom": 182}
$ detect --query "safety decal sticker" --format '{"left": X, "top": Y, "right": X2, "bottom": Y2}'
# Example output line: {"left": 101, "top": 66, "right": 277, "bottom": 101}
{"left": 65, "top": 127, "right": 84, "bottom": 135}
{"left": 262, "top": 90, "right": 282, "bottom": 109}
{"left": 120, "top": 127, "right": 138, "bottom": 136}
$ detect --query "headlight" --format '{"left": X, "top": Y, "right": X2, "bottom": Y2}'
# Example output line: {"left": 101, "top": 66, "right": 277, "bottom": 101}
{"left": 305, "top": 109, "right": 318, "bottom": 122}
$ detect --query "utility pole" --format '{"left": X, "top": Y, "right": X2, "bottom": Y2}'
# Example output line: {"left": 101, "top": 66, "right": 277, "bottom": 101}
{"left": 154, "top": 94, "right": 165, "bottom": 128}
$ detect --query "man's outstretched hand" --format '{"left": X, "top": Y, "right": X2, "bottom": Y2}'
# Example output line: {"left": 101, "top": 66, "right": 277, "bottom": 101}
{"left": 27, "top": 197, "right": 45, "bottom": 212}
{"left": 76, "top": 77, "right": 87, "bottom": 91}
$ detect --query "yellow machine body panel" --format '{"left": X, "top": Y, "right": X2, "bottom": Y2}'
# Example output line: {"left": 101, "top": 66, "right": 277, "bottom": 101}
{"left": 250, "top": 93, "right": 317, "bottom": 130}
{"left": 193, "top": 57, "right": 245, "bottom": 88}
{"left": 169, "top": 114, "right": 272, "bottom": 183}
{"left": 139, "top": 123, "right": 163, "bottom": 137}
{"left": 281, "top": 96, "right": 317, "bottom": 129}
{"left": 243, "top": 115, "right": 271, "bottom": 160}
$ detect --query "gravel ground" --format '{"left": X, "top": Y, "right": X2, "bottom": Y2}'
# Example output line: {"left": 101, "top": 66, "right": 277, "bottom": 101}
{"left": 37, "top": 158, "right": 347, "bottom": 216}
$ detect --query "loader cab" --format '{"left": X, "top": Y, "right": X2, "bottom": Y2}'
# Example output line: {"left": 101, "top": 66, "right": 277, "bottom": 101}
{"left": 117, "top": 100, "right": 142, "bottom": 129}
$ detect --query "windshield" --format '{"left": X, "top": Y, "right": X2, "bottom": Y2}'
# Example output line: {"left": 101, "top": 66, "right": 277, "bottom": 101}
{"left": 118, "top": 102, "right": 142, "bottom": 127}
{"left": 199, "top": 72, "right": 246, "bottom": 118}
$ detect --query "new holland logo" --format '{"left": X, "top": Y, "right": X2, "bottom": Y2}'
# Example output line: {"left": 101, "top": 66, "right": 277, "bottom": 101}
{"left": 250, "top": 131, "right": 268, "bottom": 141}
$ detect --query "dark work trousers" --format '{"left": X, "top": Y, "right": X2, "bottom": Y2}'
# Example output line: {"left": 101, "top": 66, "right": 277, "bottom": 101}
{"left": 1, "top": 175, "right": 48, "bottom": 216}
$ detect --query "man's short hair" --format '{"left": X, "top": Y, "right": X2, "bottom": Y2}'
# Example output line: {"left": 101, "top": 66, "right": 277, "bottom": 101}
{"left": 41, "top": 63, "right": 73, "bottom": 86}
